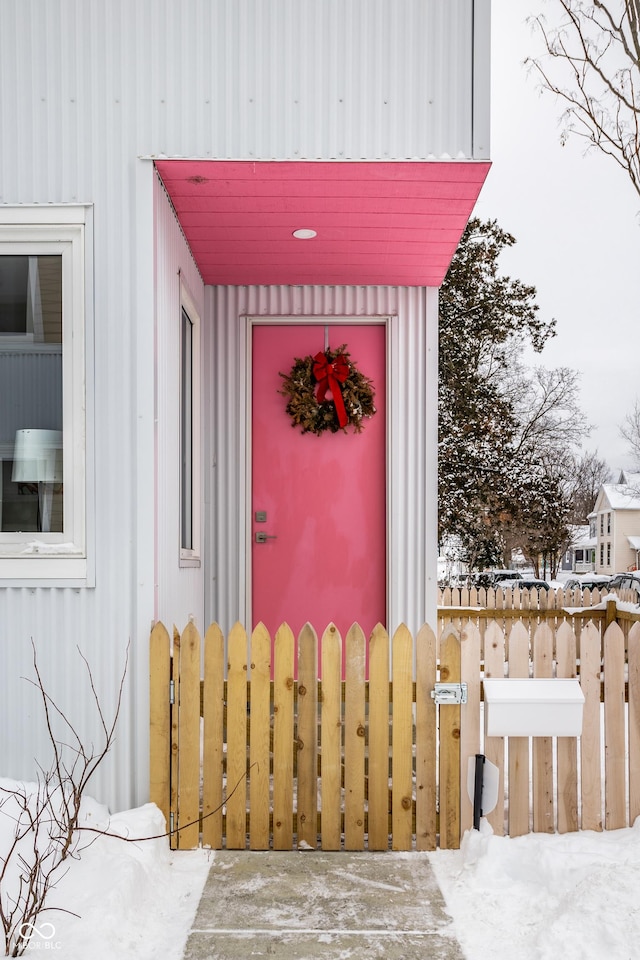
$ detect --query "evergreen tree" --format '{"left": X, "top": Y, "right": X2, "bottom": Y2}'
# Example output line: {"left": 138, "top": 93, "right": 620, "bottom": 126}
{"left": 439, "top": 218, "right": 588, "bottom": 573}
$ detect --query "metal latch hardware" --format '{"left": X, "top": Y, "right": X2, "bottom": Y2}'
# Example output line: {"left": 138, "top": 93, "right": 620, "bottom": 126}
{"left": 431, "top": 682, "right": 468, "bottom": 705}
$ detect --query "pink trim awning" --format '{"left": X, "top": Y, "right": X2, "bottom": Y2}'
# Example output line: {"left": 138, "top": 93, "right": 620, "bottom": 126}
{"left": 155, "top": 159, "right": 490, "bottom": 287}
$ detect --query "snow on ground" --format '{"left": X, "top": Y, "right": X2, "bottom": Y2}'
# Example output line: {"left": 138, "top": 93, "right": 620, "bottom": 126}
{"left": 2, "top": 777, "right": 640, "bottom": 960}
{"left": 0, "top": 780, "right": 210, "bottom": 959}
{"left": 430, "top": 818, "right": 640, "bottom": 960}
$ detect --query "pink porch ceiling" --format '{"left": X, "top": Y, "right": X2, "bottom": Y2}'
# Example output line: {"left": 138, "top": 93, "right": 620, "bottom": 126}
{"left": 155, "top": 160, "right": 490, "bottom": 287}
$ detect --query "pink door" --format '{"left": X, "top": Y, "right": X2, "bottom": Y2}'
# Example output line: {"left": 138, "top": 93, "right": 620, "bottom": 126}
{"left": 252, "top": 323, "right": 386, "bottom": 642}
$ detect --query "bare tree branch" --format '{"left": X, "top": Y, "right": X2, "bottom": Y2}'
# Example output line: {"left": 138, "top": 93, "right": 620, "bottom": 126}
{"left": 620, "top": 397, "right": 640, "bottom": 464}
{"left": 0, "top": 643, "right": 128, "bottom": 956}
{"left": 527, "top": 0, "right": 640, "bottom": 202}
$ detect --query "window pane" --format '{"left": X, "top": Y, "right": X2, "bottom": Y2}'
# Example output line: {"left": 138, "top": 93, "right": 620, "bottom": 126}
{"left": 181, "top": 307, "right": 193, "bottom": 551}
{"left": 0, "top": 255, "right": 63, "bottom": 533}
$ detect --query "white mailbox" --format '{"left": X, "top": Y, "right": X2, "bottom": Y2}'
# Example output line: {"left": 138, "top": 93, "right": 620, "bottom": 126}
{"left": 483, "top": 678, "right": 585, "bottom": 737}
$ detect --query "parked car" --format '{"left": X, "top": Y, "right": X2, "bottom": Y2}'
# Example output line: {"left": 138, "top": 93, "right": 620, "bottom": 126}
{"left": 564, "top": 575, "right": 611, "bottom": 592}
{"left": 491, "top": 569, "right": 524, "bottom": 582}
{"left": 608, "top": 572, "right": 640, "bottom": 602}
{"left": 496, "top": 577, "right": 550, "bottom": 592}
{"left": 470, "top": 570, "right": 523, "bottom": 590}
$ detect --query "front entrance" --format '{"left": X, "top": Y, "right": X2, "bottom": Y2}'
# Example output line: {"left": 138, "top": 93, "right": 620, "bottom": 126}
{"left": 251, "top": 322, "right": 387, "bottom": 641}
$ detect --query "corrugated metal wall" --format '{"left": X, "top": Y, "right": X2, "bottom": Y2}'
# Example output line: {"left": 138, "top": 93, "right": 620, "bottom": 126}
{"left": 0, "top": 0, "right": 486, "bottom": 808}
{"left": 153, "top": 176, "right": 205, "bottom": 629}
{"left": 154, "top": 176, "right": 206, "bottom": 628}
{"left": 0, "top": 0, "right": 487, "bottom": 173}
{"left": 204, "top": 284, "right": 438, "bottom": 636}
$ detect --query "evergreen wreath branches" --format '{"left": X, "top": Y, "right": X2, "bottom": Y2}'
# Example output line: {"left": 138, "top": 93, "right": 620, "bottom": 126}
{"left": 279, "top": 344, "right": 376, "bottom": 436}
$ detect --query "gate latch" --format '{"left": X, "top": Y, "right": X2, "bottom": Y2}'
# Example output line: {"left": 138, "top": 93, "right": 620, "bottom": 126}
{"left": 431, "top": 682, "right": 468, "bottom": 705}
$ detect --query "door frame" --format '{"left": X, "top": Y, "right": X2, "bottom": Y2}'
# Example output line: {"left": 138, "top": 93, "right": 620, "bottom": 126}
{"left": 243, "top": 314, "right": 394, "bottom": 632}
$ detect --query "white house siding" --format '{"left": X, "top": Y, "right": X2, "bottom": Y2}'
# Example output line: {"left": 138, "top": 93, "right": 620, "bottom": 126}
{"left": 0, "top": 0, "right": 487, "bottom": 808}
{"left": 204, "top": 284, "right": 437, "bottom": 636}
{"left": 154, "top": 175, "right": 206, "bottom": 629}
{"left": 0, "top": 0, "right": 488, "bottom": 168}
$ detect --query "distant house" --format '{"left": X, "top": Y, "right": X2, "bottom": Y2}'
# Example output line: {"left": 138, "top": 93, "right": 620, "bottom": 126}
{"left": 560, "top": 524, "right": 595, "bottom": 573}
{"left": 592, "top": 472, "right": 640, "bottom": 574}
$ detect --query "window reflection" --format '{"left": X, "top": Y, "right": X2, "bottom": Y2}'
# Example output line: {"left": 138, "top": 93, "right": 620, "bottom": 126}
{"left": 0, "top": 255, "right": 63, "bottom": 533}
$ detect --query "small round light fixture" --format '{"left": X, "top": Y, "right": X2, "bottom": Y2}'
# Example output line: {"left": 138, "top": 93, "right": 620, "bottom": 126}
{"left": 292, "top": 228, "right": 317, "bottom": 240}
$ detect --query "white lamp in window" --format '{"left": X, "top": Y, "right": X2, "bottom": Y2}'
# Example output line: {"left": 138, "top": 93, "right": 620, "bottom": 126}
{"left": 12, "top": 429, "right": 63, "bottom": 532}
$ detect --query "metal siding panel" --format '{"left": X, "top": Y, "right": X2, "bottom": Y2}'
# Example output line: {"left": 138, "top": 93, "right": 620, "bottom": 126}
{"left": 204, "top": 284, "right": 433, "bottom": 636}
{"left": 472, "top": 0, "right": 492, "bottom": 159}
{"left": 0, "top": 586, "right": 136, "bottom": 806}
{"left": 154, "top": 176, "right": 206, "bottom": 630}
{"left": 0, "top": 0, "right": 484, "bottom": 180}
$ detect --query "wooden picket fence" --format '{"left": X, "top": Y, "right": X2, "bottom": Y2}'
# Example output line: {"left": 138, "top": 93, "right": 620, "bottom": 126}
{"left": 149, "top": 610, "right": 640, "bottom": 851}
{"left": 438, "top": 584, "right": 637, "bottom": 610}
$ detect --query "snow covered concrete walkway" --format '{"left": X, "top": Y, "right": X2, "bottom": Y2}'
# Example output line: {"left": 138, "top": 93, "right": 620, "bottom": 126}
{"left": 183, "top": 850, "right": 464, "bottom": 959}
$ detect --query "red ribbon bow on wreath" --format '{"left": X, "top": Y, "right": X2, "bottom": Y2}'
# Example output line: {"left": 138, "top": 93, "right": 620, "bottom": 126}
{"left": 312, "top": 351, "right": 350, "bottom": 428}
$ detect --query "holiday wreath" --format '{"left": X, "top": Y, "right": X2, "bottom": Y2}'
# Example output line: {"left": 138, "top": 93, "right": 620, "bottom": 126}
{"left": 279, "top": 344, "right": 376, "bottom": 436}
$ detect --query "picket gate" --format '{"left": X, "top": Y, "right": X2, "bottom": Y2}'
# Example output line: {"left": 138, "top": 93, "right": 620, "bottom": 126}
{"left": 149, "top": 620, "right": 463, "bottom": 851}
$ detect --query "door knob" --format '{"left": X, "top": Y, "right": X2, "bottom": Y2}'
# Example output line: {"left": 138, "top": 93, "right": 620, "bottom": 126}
{"left": 255, "top": 531, "right": 277, "bottom": 543}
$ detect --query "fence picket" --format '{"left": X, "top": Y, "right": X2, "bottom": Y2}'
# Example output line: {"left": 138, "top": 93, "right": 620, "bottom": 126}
{"left": 176, "top": 621, "right": 201, "bottom": 849}
{"left": 202, "top": 622, "right": 225, "bottom": 850}
{"left": 556, "top": 621, "right": 579, "bottom": 834}
{"left": 507, "top": 621, "right": 530, "bottom": 837}
{"left": 321, "top": 624, "right": 342, "bottom": 850}
{"left": 296, "top": 622, "right": 319, "bottom": 849}
{"left": 344, "top": 624, "right": 366, "bottom": 850}
{"left": 532, "top": 623, "right": 554, "bottom": 833}
{"left": 604, "top": 623, "right": 626, "bottom": 830}
{"left": 391, "top": 624, "right": 414, "bottom": 850}
{"left": 249, "top": 622, "right": 271, "bottom": 850}
{"left": 273, "top": 623, "right": 295, "bottom": 850}
{"left": 170, "top": 626, "right": 180, "bottom": 851}
{"left": 149, "top": 622, "right": 171, "bottom": 834}
{"left": 416, "top": 622, "right": 437, "bottom": 850}
{"left": 484, "top": 620, "right": 505, "bottom": 835}
{"left": 439, "top": 628, "right": 462, "bottom": 849}
{"left": 580, "top": 622, "right": 603, "bottom": 831}
{"left": 629, "top": 623, "right": 640, "bottom": 825}
{"left": 226, "top": 622, "right": 248, "bottom": 849}
{"left": 368, "top": 623, "right": 390, "bottom": 850}
{"left": 460, "top": 622, "right": 481, "bottom": 835}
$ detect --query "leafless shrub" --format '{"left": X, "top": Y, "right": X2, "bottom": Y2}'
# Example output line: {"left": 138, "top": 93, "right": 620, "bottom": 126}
{"left": 0, "top": 641, "right": 128, "bottom": 957}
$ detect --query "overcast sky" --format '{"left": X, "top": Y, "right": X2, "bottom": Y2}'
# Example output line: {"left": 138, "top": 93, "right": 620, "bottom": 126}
{"left": 474, "top": 0, "right": 640, "bottom": 478}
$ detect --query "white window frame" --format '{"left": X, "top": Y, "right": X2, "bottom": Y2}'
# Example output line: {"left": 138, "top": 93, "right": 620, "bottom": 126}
{"left": 179, "top": 280, "right": 201, "bottom": 566}
{"left": 0, "top": 209, "right": 87, "bottom": 580}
